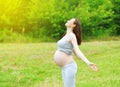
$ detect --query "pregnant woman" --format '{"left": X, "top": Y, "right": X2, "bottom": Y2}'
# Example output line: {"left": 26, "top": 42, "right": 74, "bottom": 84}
{"left": 54, "top": 18, "right": 98, "bottom": 87}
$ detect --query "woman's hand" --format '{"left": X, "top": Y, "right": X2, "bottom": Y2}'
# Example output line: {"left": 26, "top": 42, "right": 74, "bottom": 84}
{"left": 88, "top": 62, "right": 98, "bottom": 72}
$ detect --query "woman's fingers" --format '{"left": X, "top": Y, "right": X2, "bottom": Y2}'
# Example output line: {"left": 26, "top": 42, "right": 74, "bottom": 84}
{"left": 92, "top": 65, "right": 98, "bottom": 71}
{"left": 89, "top": 63, "right": 98, "bottom": 71}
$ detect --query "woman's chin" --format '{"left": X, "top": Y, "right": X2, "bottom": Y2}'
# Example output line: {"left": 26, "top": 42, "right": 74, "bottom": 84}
{"left": 65, "top": 23, "right": 69, "bottom": 27}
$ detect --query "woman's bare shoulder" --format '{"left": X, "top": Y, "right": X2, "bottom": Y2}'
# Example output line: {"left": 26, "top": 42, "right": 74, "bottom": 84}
{"left": 69, "top": 32, "right": 75, "bottom": 37}
{"left": 69, "top": 33, "right": 76, "bottom": 39}
{"left": 68, "top": 33, "right": 76, "bottom": 42}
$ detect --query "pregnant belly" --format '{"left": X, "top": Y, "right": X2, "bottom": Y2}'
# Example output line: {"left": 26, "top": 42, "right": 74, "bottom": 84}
{"left": 54, "top": 50, "right": 74, "bottom": 67}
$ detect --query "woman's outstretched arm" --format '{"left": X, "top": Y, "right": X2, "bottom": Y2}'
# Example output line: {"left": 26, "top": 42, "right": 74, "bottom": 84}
{"left": 70, "top": 33, "right": 98, "bottom": 71}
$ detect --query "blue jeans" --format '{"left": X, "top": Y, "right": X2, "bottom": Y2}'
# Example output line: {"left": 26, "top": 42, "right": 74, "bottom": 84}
{"left": 62, "top": 62, "right": 77, "bottom": 87}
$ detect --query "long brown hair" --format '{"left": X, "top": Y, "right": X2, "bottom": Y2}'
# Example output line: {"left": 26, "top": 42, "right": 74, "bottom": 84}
{"left": 73, "top": 18, "right": 82, "bottom": 45}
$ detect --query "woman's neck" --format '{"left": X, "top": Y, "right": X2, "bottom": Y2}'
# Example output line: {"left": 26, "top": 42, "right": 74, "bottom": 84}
{"left": 66, "top": 28, "right": 73, "bottom": 34}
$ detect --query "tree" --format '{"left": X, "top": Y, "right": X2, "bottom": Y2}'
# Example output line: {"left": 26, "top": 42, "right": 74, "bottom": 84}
{"left": 111, "top": 0, "right": 120, "bottom": 35}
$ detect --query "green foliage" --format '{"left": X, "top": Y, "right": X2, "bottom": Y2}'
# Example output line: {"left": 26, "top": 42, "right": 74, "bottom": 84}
{"left": 111, "top": 0, "right": 120, "bottom": 35}
{"left": 0, "top": 29, "right": 32, "bottom": 43}
{"left": 0, "top": 0, "right": 119, "bottom": 42}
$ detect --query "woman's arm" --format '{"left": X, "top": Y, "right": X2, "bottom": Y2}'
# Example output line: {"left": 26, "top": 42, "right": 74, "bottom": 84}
{"left": 70, "top": 33, "right": 98, "bottom": 71}
{"left": 70, "top": 33, "right": 91, "bottom": 65}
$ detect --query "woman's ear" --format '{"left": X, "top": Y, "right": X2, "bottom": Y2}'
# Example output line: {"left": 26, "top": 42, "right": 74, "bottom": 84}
{"left": 72, "top": 24, "right": 76, "bottom": 28}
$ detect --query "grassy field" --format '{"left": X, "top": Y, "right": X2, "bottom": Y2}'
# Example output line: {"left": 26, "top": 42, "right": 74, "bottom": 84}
{"left": 0, "top": 41, "right": 120, "bottom": 87}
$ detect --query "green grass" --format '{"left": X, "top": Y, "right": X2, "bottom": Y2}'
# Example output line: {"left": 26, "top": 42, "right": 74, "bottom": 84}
{"left": 0, "top": 41, "right": 120, "bottom": 87}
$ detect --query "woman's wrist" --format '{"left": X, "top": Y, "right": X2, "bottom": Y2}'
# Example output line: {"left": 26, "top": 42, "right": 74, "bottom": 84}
{"left": 87, "top": 61, "right": 92, "bottom": 66}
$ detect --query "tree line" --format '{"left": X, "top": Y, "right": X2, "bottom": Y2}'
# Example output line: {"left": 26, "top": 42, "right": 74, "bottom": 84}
{"left": 0, "top": 0, "right": 119, "bottom": 42}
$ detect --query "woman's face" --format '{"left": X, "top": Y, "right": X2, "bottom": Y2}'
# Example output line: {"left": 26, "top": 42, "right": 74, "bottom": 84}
{"left": 65, "top": 18, "right": 76, "bottom": 28}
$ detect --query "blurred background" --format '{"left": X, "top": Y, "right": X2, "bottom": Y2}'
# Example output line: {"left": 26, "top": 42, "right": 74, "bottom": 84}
{"left": 0, "top": 1, "right": 120, "bottom": 87}
{"left": 0, "top": 0, "right": 120, "bottom": 42}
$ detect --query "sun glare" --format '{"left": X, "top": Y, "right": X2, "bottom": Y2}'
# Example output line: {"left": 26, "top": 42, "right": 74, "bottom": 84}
{"left": 0, "top": 0, "right": 21, "bottom": 15}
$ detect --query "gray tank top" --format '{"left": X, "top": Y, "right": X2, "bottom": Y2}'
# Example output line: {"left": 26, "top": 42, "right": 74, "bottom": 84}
{"left": 57, "top": 39, "right": 73, "bottom": 55}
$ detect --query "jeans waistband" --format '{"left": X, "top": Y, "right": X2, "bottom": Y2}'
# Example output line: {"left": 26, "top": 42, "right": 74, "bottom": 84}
{"left": 62, "top": 61, "right": 77, "bottom": 68}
